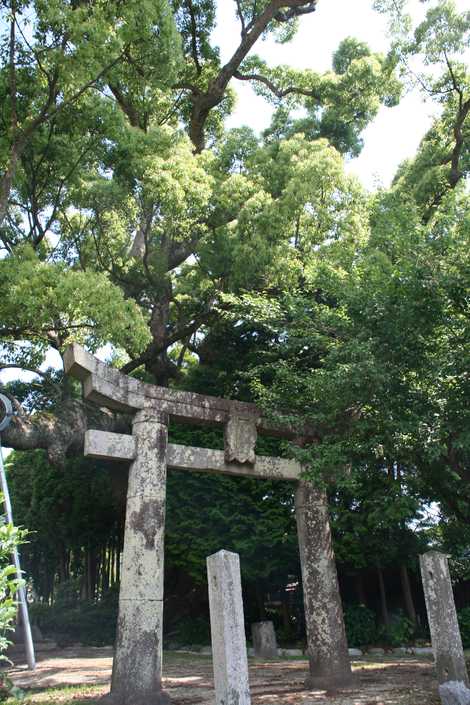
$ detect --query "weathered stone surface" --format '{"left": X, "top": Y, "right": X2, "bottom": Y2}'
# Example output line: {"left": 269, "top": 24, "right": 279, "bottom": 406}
{"left": 64, "top": 343, "right": 316, "bottom": 441}
{"left": 439, "top": 681, "right": 470, "bottom": 705}
{"left": 252, "top": 621, "right": 278, "bottom": 659}
{"left": 225, "top": 414, "right": 258, "bottom": 465}
{"left": 168, "top": 443, "right": 301, "bottom": 480}
{"left": 64, "top": 344, "right": 341, "bottom": 703}
{"left": 85, "top": 430, "right": 136, "bottom": 461}
{"left": 295, "top": 482, "right": 352, "bottom": 689}
{"left": 369, "top": 648, "right": 385, "bottom": 656}
{"left": 84, "top": 372, "right": 146, "bottom": 412}
{"left": 119, "top": 496, "right": 165, "bottom": 600}
{"left": 348, "top": 648, "right": 363, "bottom": 657}
{"left": 84, "top": 433, "right": 301, "bottom": 480}
{"left": 420, "top": 552, "right": 469, "bottom": 686}
{"left": 109, "top": 410, "right": 169, "bottom": 705}
{"left": 207, "top": 550, "right": 251, "bottom": 705}
{"left": 107, "top": 600, "right": 169, "bottom": 705}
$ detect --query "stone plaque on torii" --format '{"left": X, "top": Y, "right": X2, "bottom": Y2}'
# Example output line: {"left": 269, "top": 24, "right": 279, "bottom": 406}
{"left": 64, "top": 343, "right": 352, "bottom": 705}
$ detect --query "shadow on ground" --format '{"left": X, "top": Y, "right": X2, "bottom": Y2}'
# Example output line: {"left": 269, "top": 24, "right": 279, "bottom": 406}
{"left": 4, "top": 647, "right": 440, "bottom": 705}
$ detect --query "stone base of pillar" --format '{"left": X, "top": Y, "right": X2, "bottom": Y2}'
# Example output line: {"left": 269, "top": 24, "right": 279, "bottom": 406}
{"left": 100, "top": 689, "right": 171, "bottom": 705}
{"left": 305, "top": 674, "right": 354, "bottom": 690}
{"left": 305, "top": 663, "right": 354, "bottom": 690}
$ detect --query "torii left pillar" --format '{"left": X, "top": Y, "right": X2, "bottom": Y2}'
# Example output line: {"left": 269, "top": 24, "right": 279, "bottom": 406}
{"left": 106, "top": 409, "right": 170, "bottom": 705}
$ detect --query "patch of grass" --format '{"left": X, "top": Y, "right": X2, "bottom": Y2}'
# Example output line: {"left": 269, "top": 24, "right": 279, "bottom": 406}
{"left": 4, "top": 683, "right": 105, "bottom": 704}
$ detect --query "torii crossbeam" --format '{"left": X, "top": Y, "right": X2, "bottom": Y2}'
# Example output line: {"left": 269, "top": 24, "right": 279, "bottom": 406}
{"left": 65, "top": 344, "right": 352, "bottom": 705}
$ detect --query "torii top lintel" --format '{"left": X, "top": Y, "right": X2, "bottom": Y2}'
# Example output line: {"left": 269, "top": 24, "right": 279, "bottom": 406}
{"left": 64, "top": 343, "right": 314, "bottom": 442}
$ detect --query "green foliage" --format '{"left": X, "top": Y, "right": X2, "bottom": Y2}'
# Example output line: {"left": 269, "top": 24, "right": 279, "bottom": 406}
{"left": 0, "top": 671, "right": 24, "bottom": 702}
{"left": 343, "top": 604, "right": 377, "bottom": 647}
{"left": 257, "top": 38, "right": 401, "bottom": 156}
{"left": 7, "top": 450, "right": 121, "bottom": 603}
{"left": 0, "top": 246, "right": 151, "bottom": 363}
{"left": 0, "top": 526, "right": 22, "bottom": 659}
{"left": 0, "top": 493, "right": 27, "bottom": 659}
{"left": 344, "top": 605, "right": 414, "bottom": 649}
{"left": 0, "top": 495, "right": 27, "bottom": 701}
{"left": 165, "top": 616, "right": 211, "bottom": 647}
{"left": 30, "top": 587, "right": 119, "bottom": 647}
{"left": 457, "top": 607, "right": 470, "bottom": 648}
{"left": 378, "top": 612, "right": 415, "bottom": 647}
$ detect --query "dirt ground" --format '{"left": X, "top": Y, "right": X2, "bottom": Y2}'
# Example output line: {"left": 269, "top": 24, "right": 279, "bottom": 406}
{"left": 7, "top": 646, "right": 441, "bottom": 705}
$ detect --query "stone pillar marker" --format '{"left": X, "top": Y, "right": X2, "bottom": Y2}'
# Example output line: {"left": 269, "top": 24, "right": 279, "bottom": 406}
{"left": 107, "top": 410, "right": 170, "bottom": 705}
{"left": 295, "top": 481, "right": 352, "bottom": 689}
{"left": 207, "top": 550, "right": 251, "bottom": 705}
{"left": 252, "top": 621, "right": 278, "bottom": 659}
{"left": 420, "top": 552, "right": 469, "bottom": 690}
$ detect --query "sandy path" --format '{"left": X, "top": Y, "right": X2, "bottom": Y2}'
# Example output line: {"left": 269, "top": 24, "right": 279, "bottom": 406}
{"left": 6, "top": 647, "right": 440, "bottom": 705}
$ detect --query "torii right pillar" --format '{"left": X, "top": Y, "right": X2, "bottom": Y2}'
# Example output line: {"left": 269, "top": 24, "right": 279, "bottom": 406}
{"left": 295, "top": 481, "right": 352, "bottom": 689}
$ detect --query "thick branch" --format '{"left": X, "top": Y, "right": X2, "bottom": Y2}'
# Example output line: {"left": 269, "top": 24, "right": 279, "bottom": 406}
{"left": 0, "top": 364, "right": 48, "bottom": 379}
{"left": 189, "top": 0, "right": 318, "bottom": 151}
{"left": 0, "top": 396, "right": 130, "bottom": 466}
{"left": 108, "top": 83, "right": 142, "bottom": 129}
{"left": 0, "top": 52, "right": 124, "bottom": 229}
{"left": 186, "top": 0, "right": 202, "bottom": 75}
{"left": 234, "top": 69, "right": 320, "bottom": 99}
{"left": 423, "top": 94, "right": 470, "bottom": 223}
{"left": 449, "top": 97, "right": 470, "bottom": 187}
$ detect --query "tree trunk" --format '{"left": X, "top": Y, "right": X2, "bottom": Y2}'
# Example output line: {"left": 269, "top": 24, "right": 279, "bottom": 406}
{"left": 255, "top": 581, "right": 266, "bottom": 621}
{"left": 354, "top": 572, "right": 367, "bottom": 606}
{"left": 281, "top": 599, "right": 290, "bottom": 632}
{"left": 0, "top": 395, "right": 131, "bottom": 465}
{"left": 400, "top": 564, "right": 417, "bottom": 624}
{"left": 377, "top": 564, "right": 390, "bottom": 627}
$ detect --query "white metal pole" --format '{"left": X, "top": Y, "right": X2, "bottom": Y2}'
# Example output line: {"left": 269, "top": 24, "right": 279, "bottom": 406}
{"left": 0, "top": 439, "right": 36, "bottom": 670}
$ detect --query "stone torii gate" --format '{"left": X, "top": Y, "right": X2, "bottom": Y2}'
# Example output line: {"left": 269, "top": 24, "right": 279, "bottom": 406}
{"left": 64, "top": 343, "right": 352, "bottom": 705}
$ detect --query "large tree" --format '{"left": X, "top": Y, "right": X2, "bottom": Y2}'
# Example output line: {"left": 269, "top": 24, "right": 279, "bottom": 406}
{"left": 0, "top": 0, "right": 400, "bottom": 461}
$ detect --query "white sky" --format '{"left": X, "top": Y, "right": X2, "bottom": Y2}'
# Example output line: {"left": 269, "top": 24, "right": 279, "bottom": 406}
{"left": 213, "top": 0, "right": 467, "bottom": 189}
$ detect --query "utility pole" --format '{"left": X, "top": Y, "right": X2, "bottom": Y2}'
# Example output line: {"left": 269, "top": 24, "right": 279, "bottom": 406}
{"left": 0, "top": 393, "right": 36, "bottom": 670}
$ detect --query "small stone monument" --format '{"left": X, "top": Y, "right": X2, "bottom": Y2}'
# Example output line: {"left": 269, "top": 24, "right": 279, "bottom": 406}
{"left": 207, "top": 550, "right": 251, "bottom": 705}
{"left": 252, "top": 621, "right": 278, "bottom": 659}
{"left": 420, "top": 551, "right": 470, "bottom": 705}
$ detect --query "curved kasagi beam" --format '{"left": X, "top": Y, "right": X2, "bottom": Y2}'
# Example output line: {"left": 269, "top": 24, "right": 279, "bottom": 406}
{"left": 63, "top": 343, "right": 316, "bottom": 441}
{"left": 63, "top": 343, "right": 260, "bottom": 421}
{"left": 64, "top": 343, "right": 147, "bottom": 412}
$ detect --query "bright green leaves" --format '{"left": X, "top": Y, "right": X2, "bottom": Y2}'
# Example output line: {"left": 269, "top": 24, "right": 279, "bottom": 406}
{"left": 244, "top": 38, "right": 402, "bottom": 157}
{"left": 262, "top": 136, "right": 368, "bottom": 275}
{"left": 377, "top": 0, "right": 470, "bottom": 113}
{"left": 412, "top": 1, "right": 470, "bottom": 63}
{"left": 0, "top": 246, "right": 151, "bottom": 365}
{"left": 0, "top": 495, "right": 27, "bottom": 660}
{"left": 373, "top": 1, "right": 470, "bottom": 222}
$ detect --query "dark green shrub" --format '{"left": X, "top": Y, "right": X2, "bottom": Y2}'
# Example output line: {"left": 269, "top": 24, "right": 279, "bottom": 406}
{"left": 276, "top": 623, "right": 302, "bottom": 648}
{"left": 457, "top": 607, "right": 470, "bottom": 648}
{"left": 29, "top": 587, "right": 119, "bottom": 647}
{"left": 165, "top": 616, "right": 211, "bottom": 647}
{"left": 344, "top": 604, "right": 376, "bottom": 647}
{"left": 377, "top": 611, "right": 414, "bottom": 647}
